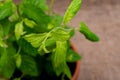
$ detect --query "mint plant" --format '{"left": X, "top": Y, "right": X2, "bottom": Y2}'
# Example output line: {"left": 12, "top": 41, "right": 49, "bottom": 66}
{"left": 0, "top": 0, "right": 99, "bottom": 80}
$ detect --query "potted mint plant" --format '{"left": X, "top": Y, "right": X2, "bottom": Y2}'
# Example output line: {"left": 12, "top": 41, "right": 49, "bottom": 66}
{"left": 0, "top": 0, "right": 99, "bottom": 80}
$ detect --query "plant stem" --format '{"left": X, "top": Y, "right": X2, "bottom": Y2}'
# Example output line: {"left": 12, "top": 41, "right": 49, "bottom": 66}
{"left": 61, "top": 74, "right": 65, "bottom": 80}
{"left": 48, "top": 0, "right": 55, "bottom": 14}
{"left": 17, "top": 46, "right": 21, "bottom": 54}
{"left": 16, "top": 5, "right": 23, "bottom": 21}
{"left": 50, "top": 0, "right": 54, "bottom": 10}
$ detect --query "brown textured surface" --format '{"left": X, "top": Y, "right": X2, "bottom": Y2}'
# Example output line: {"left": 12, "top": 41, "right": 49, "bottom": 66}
{"left": 52, "top": 0, "right": 120, "bottom": 80}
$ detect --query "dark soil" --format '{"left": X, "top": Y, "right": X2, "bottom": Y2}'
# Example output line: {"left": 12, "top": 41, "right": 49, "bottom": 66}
{"left": 38, "top": 62, "right": 76, "bottom": 80}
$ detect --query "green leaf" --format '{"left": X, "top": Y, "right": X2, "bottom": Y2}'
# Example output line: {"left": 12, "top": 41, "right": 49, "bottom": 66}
{"left": 64, "top": 63, "right": 72, "bottom": 79}
{"left": 47, "top": 14, "right": 63, "bottom": 30}
{"left": 0, "top": 45, "right": 16, "bottom": 78}
{"left": 9, "top": 12, "right": 19, "bottom": 22}
{"left": 0, "top": 19, "right": 13, "bottom": 36}
{"left": 14, "top": 21, "right": 25, "bottom": 40}
{"left": 38, "top": 43, "right": 50, "bottom": 54}
{"left": 24, "top": 32, "right": 52, "bottom": 54}
{"left": 24, "top": 27, "right": 72, "bottom": 54}
{"left": 0, "top": 25, "right": 6, "bottom": 48}
{"left": 0, "top": 48, "right": 7, "bottom": 68}
{"left": 79, "top": 22, "right": 100, "bottom": 42}
{"left": 51, "top": 27, "right": 71, "bottom": 41}
{"left": 4, "top": 0, "right": 13, "bottom": 2}
{"left": 48, "top": 14, "right": 63, "bottom": 29}
{"left": 0, "top": 38, "right": 7, "bottom": 48}
{"left": 20, "top": 2, "right": 50, "bottom": 32}
{"left": 45, "top": 38, "right": 56, "bottom": 51}
{"left": 23, "top": 18, "right": 36, "bottom": 28}
{"left": 13, "top": 78, "right": 21, "bottom": 80}
{"left": 20, "top": 2, "right": 49, "bottom": 24}
{"left": 22, "top": 0, "right": 48, "bottom": 11}
{"left": 63, "top": 0, "right": 82, "bottom": 24}
{"left": 15, "top": 53, "right": 22, "bottom": 68}
{"left": 0, "top": 24, "right": 4, "bottom": 37}
{"left": 66, "top": 49, "right": 81, "bottom": 62}
{"left": 52, "top": 41, "right": 67, "bottom": 76}
{"left": 66, "top": 27, "right": 75, "bottom": 38}
{"left": 20, "top": 55, "right": 38, "bottom": 76}
{"left": 24, "top": 33, "right": 47, "bottom": 48}
{"left": 0, "top": 1, "right": 15, "bottom": 20}
{"left": 18, "top": 38, "right": 38, "bottom": 56}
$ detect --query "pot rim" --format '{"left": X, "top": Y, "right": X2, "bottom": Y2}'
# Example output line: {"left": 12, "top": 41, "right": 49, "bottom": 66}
{"left": 71, "top": 43, "right": 80, "bottom": 80}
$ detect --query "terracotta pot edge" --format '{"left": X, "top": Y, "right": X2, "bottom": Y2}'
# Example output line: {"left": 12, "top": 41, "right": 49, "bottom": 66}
{"left": 71, "top": 43, "right": 80, "bottom": 80}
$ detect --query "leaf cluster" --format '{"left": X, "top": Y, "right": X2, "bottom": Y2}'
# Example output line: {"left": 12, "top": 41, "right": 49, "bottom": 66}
{"left": 0, "top": 0, "right": 99, "bottom": 80}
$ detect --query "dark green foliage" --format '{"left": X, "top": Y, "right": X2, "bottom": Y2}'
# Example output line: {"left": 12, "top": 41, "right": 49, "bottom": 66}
{"left": 0, "top": 0, "right": 99, "bottom": 80}
{"left": 20, "top": 55, "right": 38, "bottom": 76}
{"left": 19, "top": 1, "right": 50, "bottom": 32}
{"left": 0, "top": 1, "right": 15, "bottom": 21}
{"left": 21, "top": 0, "right": 48, "bottom": 11}
{"left": 49, "top": 14, "right": 63, "bottom": 28}
{"left": 18, "top": 38, "right": 38, "bottom": 56}
{"left": 66, "top": 49, "right": 82, "bottom": 62}
{"left": 0, "top": 45, "right": 16, "bottom": 78}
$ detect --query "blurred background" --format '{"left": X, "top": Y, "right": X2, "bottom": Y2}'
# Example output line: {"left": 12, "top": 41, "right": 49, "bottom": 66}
{"left": 51, "top": 0, "right": 120, "bottom": 80}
